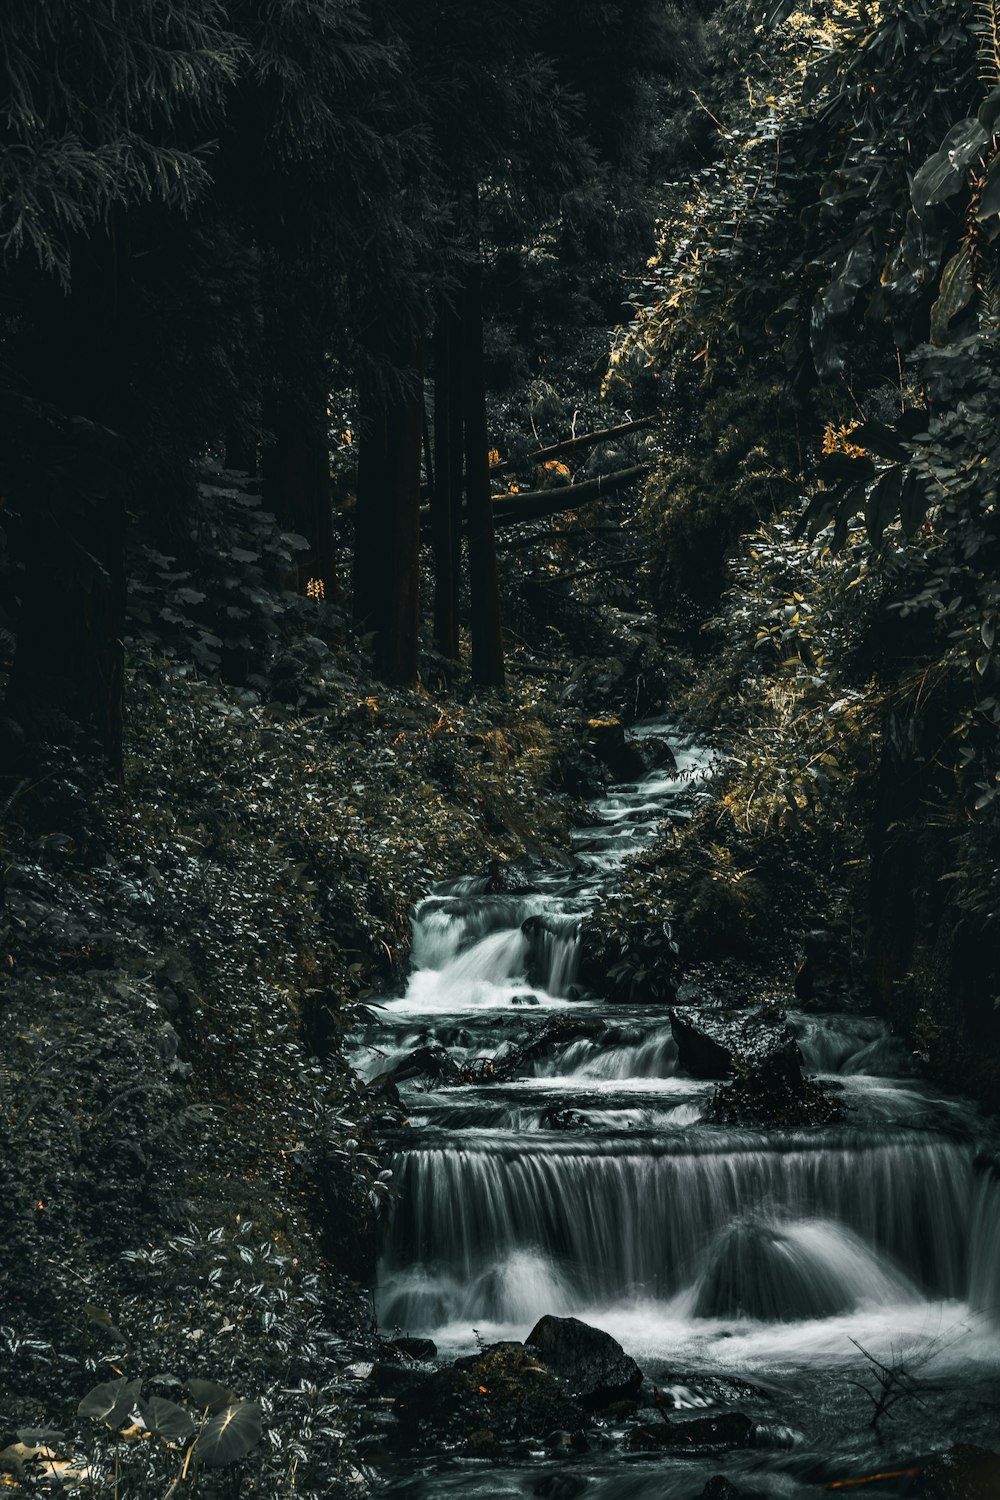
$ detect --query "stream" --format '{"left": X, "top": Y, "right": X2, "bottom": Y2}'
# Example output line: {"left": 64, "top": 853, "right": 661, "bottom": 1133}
{"left": 351, "top": 720, "right": 1000, "bottom": 1496}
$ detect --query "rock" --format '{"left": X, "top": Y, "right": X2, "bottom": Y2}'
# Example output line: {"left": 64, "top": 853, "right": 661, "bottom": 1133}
{"left": 539, "top": 1105, "right": 586, "bottom": 1131}
{"left": 391, "top": 1336, "right": 436, "bottom": 1360}
{"left": 525, "top": 1315, "right": 642, "bottom": 1408}
{"left": 487, "top": 860, "right": 536, "bottom": 894}
{"left": 464, "top": 1428, "right": 501, "bottom": 1457}
{"left": 587, "top": 718, "right": 649, "bottom": 783}
{"left": 521, "top": 1017, "right": 603, "bottom": 1068}
{"left": 698, "top": 1481, "right": 742, "bottom": 1499}
{"left": 397, "top": 1341, "right": 584, "bottom": 1448}
{"left": 671, "top": 1005, "right": 841, "bottom": 1126}
{"left": 689, "top": 1218, "right": 853, "bottom": 1322}
{"left": 368, "top": 1360, "right": 434, "bottom": 1400}
{"left": 916, "top": 1445, "right": 1000, "bottom": 1497}
{"left": 625, "top": 1411, "right": 755, "bottom": 1453}
{"left": 670, "top": 1008, "right": 741, "bottom": 1079}
{"left": 380, "top": 1043, "right": 459, "bottom": 1087}
{"left": 533, "top": 1477, "right": 589, "bottom": 1500}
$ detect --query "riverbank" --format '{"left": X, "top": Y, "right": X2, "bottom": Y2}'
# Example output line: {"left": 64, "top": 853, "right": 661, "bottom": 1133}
{"left": 1, "top": 595, "right": 669, "bottom": 1490}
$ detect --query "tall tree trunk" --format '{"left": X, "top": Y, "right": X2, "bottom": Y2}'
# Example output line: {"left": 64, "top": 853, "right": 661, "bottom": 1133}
{"left": 353, "top": 379, "right": 390, "bottom": 635}
{"left": 431, "top": 313, "right": 461, "bottom": 658}
{"left": 462, "top": 266, "right": 505, "bottom": 689}
{"left": 378, "top": 335, "right": 423, "bottom": 685}
{"left": 353, "top": 336, "right": 423, "bottom": 684}
{"left": 6, "top": 226, "right": 127, "bottom": 774}
{"left": 262, "top": 396, "right": 337, "bottom": 598}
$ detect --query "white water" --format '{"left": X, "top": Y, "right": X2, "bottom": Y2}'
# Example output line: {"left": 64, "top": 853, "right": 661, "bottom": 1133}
{"left": 350, "top": 720, "right": 1000, "bottom": 1494}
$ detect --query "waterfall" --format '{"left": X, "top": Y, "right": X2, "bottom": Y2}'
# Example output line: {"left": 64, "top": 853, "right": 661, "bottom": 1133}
{"left": 351, "top": 717, "right": 1000, "bottom": 1398}
{"left": 379, "top": 1134, "right": 975, "bottom": 1329}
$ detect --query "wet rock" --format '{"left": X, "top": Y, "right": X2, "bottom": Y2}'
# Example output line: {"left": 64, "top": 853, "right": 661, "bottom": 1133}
{"left": 688, "top": 1218, "right": 853, "bottom": 1321}
{"left": 670, "top": 1008, "right": 741, "bottom": 1079}
{"left": 587, "top": 718, "right": 649, "bottom": 783}
{"left": 916, "top": 1444, "right": 1000, "bottom": 1497}
{"left": 381, "top": 1043, "right": 459, "bottom": 1087}
{"left": 521, "top": 1016, "right": 603, "bottom": 1068}
{"left": 369, "top": 1360, "right": 434, "bottom": 1400}
{"left": 625, "top": 1411, "right": 755, "bottom": 1453}
{"left": 533, "top": 1476, "right": 589, "bottom": 1500}
{"left": 525, "top": 1315, "right": 642, "bottom": 1408}
{"left": 397, "top": 1341, "right": 584, "bottom": 1448}
{"left": 488, "top": 860, "right": 537, "bottom": 894}
{"left": 698, "top": 1480, "right": 743, "bottom": 1500}
{"left": 391, "top": 1336, "right": 437, "bottom": 1360}
{"left": 539, "top": 1105, "right": 586, "bottom": 1131}
{"left": 671, "top": 1005, "right": 842, "bottom": 1126}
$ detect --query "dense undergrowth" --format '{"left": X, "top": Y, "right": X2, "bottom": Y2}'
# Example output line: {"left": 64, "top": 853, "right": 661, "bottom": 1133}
{"left": 0, "top": 460, "right": 670, "bottom": 1494}
{"left": 598, "top": 0, "right": 1000, "bottom": 1101}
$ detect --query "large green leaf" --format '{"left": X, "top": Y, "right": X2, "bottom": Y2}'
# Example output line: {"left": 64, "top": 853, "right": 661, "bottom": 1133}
{"left": 185, "top": 1378, "right": 240, "bottom": 1413}
{"left": 139, "top": 1398, "right": 195, "bottom": 1443}
{"left": 78, "top": 1378, "right": 141, "bottom": 1427}
{"left": 930, "top": 248, "right": 974, "bottom": 344}
{"left": 192, "top": 1402, "right": 262, "bottom": 1467}
{"left": 911, "top": 118, "right": 988, "bottom": 213}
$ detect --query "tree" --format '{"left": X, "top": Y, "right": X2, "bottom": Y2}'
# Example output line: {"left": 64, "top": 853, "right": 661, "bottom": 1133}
{"left": 0, "top": 0, "right": 239, "bottom": 769}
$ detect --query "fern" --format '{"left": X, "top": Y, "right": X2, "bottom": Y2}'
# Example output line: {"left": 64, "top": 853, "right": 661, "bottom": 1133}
{"left": 976, "top": 0, "right": 1000, "bottom": 84}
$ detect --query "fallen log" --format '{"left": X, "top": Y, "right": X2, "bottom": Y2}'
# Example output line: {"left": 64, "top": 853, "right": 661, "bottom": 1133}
{"left": 491, "top": 416, "right": 657, "bottom": 474}
{"left": 419, "top": 464, "right": 649, "bottom": 539}
{"left": 491, "top": 464, "right": 650, "bottom": 528}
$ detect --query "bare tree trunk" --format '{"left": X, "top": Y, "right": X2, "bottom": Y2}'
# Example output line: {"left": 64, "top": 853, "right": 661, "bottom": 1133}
{"left": 353, "top": 337, "right": 423, "bottom": 683}
{"left": 379, "top": 335, "right": 423, "bottom": 685}
{"left": 353, "top": 379, "right": 389, "bottom": 635}
{"left": 6, "top": 224, "right": 128, "bottom": 775}
{"left": 462, "top": 267, "right": 505, "bottom": 689}
{"left": 431, "top": 313, "right": 461, "bottom": 658}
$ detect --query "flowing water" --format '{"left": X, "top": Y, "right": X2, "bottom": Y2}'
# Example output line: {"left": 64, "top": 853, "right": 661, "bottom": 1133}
{"left": 350, "top": 722, "right": 1000, "bottom": 1496}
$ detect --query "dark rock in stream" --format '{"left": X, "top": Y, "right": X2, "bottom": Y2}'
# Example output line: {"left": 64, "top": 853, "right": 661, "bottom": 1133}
{"left": 915, "top": 1444, "right": 1000, "bottom": 1497}
{"left": 671, "top": 1005, "right": 843, "bottom": 1125}
{"left": 391, "top": 1335, "right": 437, "bottom": 1360}
{"left": 396, "top": 1341, "right": 585, "bottom": 1449}
{"left": 587, "top": 718, "right": 650, "bottom": 782}
{"left": 525, "top": 1315, "right": 643, "bottom": 1408}
{"left": 380, "top": 1043, "right": 460, "bottom": 1087}
{"left": 697, "top": 1480, "right": 744, "bottom": 1500}
{"left": 625, "top": 1410, "right": 756, "bottom": 1453}
{"left": 486, "top": 859, "right": 537, "bottom": 894}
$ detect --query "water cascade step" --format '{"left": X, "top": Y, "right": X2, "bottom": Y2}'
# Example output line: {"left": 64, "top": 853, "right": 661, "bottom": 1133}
{"left": 348, "top": 720, "right": 1000, "bottom": 1491}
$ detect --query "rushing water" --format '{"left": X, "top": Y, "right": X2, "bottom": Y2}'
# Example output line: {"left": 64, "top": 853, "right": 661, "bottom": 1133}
{"left": 350, "top": 722, "right": 1000, "bottom": 1496}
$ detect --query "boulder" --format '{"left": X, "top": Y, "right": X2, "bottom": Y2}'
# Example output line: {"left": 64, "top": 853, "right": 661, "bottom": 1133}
{"left": 670, "top": 1008, "right": 742, "bottom": 1079}
{"left": 625, "top": 1411, "right": 755, "bottom": 1452}
{"left": 525, "top": 1315, "right": 642, "bottom": 1408}
{"left": 397, "top": 1341, "right": 584, "bottom": 1448}
{"left": 486, "top": 860, "right": 537, "bottom": 894}
{"left": 380, "top": 1043, "right": 459, "bottom": 1088}
{"left": 698, "top": 1481, "right": 743, "bottom": 1499}
{"left": 391, "top": 1335, "right": 437, "bottom": 1361}
{"left": 587, "top": 718, "right": 649, "bottom": 783}
{"left": 671, "top": 1006, "right": 840, "bottom": 1124}
{"left": 916, "top": 1445, "right": 1000, "bottom": 1497}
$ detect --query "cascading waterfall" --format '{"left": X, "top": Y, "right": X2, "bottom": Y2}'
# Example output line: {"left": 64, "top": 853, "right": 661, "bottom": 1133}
{"left": 351, "top": 719, "right": 1000, "bottom": 1413}
{"left": 379, "top": 1134, "right": 974, "bottom": 1328}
